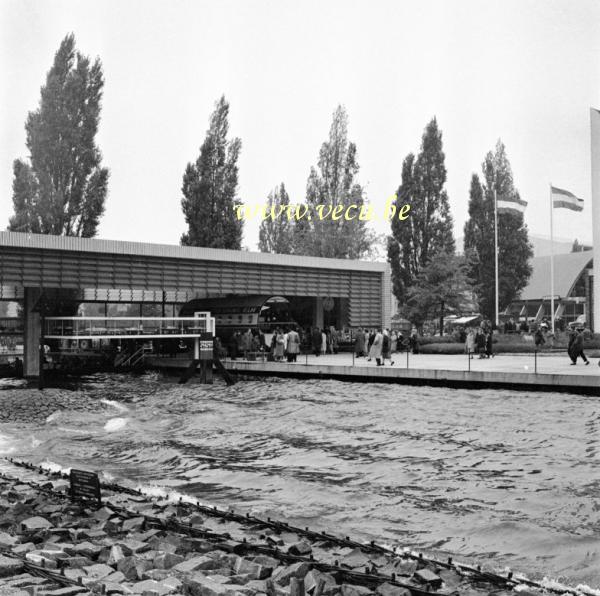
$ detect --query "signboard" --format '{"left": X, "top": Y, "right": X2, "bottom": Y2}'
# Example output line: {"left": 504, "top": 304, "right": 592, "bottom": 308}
{"left": 199, "top": 332, "right": 214, "bottom": 361}
{"left": 70, "top": 469, "right": 101, "bottom": 508}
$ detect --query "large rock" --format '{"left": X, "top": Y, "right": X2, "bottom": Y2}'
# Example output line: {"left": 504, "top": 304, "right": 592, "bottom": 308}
{"left": 288, "top": 541, "right": 312, "bottom": 556}
{"left": 103, "top": 518, "right": 123, "bottom": 534}
{"left": 181, "top": 538, "right": 220, "bottom": 554}
{"left": 24, "top": 552, "right": 58, "bottom": 568}
{"left": 66, "top": 541, "right": 103, "bottom": 559}
{"left": 0, "top": 532, "right": 18, "bottom": 550}
{"left": 122, "top": 517, "right": 145, "bottom": 533}
{"left": 413, "top": 568, "right": 442, "bottom": 589}
{"left": 82, "top": 563, "right": 115, "bottom": 581}
{"left": 234, "top": 557, "right": 272, "bottom": 580}
{"left": 19, "top": 517, "right": 52, "bottom": 532}
{"left": 77, "top": 529, "right": 107, "bottom": 541}
{"left": 28, "top": 548, "right": 69, "bottom": 562}
{"left": 340, "top": 585, "right": 372, "bottom": 596}
{"left": 154, "top": 551, "right": 185, "bottom": 569}
{"left": 173, "top": 555, "right": 218, "bottom": 574}
{"left": 11, "top": 543, "right": 34, "bottom": 555}
{"left": 117, "top": 538, "right": 151, "bottom": 555}
{"left": 0, "top": 555, "right": 24, "bottom": 578}
{"left": 272, "top": 562, "right": 312, "bottom": 587}
{"left": 251, "top": 555, "right": 280, "bottom": 569}
{"left": 304, "top": 569, "right": 337, "bottom": 595}
{"left": 0, "top": 588, "right": 29, "bottom": 596}
{"left": 212, "top": 553, "right": 242, "bottom": 569}
{"left": 163, "top": 576, "right": 183, "bottom": 591}
{"left": 184, "top": 575, "right": 248, "bottom": 596}
{"left": 341, "top": 549, "right": 370, "bottom": 570}
{"left": 92, "top": 507, "right": 114, "bottom": 521}
{"left": 132, "top": 579, "right": 177, "bottom": 595}
{"left": 100, "top": 544, "right": 126, "bottom": 566}
{"left": 63, "top": 568, "right": 87, "bottom": 582}
{"left": 105, "top": 570, "right": 126, "bottom": 583}
{"left": 62, "top": 555, "right": 92, "bottom": 568}
{"left": 117, "top": 555, "right": 153, "bottom": 581}
{"left": 375, "top": 583, "right": 411, "bottom": 596}
{"left": 148, "top": 537, "right": 179, "bottom": 554}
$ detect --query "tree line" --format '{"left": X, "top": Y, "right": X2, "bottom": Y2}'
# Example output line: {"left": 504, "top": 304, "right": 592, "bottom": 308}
{"left": 8, "top": 34, "right": 533, "bottom": 325}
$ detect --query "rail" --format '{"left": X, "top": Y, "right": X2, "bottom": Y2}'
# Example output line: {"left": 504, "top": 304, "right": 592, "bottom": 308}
{"left": 43, "top": 314, "right": 216, "bottom": 340}
{"left": 114, "top": 346, "right": 146, "bottom": 368}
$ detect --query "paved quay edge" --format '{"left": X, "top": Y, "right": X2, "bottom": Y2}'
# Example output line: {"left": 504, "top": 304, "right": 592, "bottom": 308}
{"left": 145, "top": 358, "right": 600, "bottom": 395}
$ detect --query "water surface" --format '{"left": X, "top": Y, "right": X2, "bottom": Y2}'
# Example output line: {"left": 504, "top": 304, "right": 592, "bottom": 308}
{"left": 1, "top": 373, "right": 599, "bottom": 587}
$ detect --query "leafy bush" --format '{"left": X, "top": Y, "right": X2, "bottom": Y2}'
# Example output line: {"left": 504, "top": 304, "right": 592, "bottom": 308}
{"left": 419, "top": 343, "right": 467, "bottom": 354}
{"left": 419, "top": 335, "right": 461, "bottom": 345}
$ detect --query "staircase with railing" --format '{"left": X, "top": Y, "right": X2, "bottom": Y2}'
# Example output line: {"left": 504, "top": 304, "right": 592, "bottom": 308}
{"left": 113, "top": 346, "right": 146, "bottom": 370}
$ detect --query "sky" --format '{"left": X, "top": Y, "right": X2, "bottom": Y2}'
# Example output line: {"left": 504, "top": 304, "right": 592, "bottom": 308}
{"left": 1, "top": 0, "right": 599, "bottom": 253}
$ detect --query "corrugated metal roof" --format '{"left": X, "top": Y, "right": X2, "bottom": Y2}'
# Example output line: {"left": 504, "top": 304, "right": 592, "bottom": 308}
{"left": 520, "top": 251, "right": 593, "bottom": 300}
{"left": 0, "top": 231, "right": 388, "bottom": 273}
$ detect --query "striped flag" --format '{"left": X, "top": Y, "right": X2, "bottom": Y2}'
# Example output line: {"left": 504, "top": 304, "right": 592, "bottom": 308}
{"left": 497, "top": 195, "right": 527, "bottom": 215}
{"left": 551, "top": 186, "right": 584, "bottom": 211}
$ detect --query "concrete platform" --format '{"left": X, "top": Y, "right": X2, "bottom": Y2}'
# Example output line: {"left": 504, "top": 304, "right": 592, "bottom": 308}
{"left": 147, "top": 352, "right": 600, "bottom": 395}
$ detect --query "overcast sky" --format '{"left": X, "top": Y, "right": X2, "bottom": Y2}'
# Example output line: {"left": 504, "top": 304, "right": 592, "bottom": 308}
{"left": 1, "top": 0, "right": 599, "bottom": 252}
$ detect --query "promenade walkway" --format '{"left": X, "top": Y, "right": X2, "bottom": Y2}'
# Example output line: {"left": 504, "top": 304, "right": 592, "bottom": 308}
{"left": 286, "top": 351, "right": 600, "bottom": 377}
{"left": 149, "top": 350, "right": 600, "bottom": 394}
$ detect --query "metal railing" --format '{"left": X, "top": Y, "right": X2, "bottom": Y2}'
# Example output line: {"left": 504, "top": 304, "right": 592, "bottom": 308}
{"left": 43, "top": 314, "right": 216, "bottom": 339}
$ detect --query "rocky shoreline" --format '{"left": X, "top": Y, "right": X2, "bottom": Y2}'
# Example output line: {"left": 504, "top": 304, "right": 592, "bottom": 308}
{"left": 0, "top": 460, "right": 568, "bottom": 596}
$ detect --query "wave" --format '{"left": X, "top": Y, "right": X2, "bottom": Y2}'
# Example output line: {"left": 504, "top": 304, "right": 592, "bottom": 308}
{"left": 104, "top": 417, "right": 129, "bottom": 432}
{"left": 101, "top": 399, "right": 130, "bottom": 413}
{"left": 0, "top": 433, "right": 16, "bottom": 455}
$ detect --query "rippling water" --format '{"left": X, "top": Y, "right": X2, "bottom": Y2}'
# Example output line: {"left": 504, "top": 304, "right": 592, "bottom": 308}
{"left": 1, "top": 372, "right": 600, "bottom": 587}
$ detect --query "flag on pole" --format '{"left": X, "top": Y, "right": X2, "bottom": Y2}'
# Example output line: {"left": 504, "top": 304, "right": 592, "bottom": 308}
{"left": 497, "top": 195, "right": 527, "bottom": 214}
{"left": 551, "top": 186, "right": 584, "bottom": 211}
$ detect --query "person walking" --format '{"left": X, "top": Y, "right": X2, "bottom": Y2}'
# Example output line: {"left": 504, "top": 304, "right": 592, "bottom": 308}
{"left": 534, "top": 326, "right": 546, "bottom": 349}
{"left": 242, "top": 328, "right": 253, "bottom": 359}
{"left": 311, "top": 327, "right": 322, "bottom": 357}
{"left": 465, "top": 328, "right": 475, "bottom": 358}
{"left": 228, "top": 332, "right": 239, "bottom": 360}
{"left": 569, "top": 328, "right": 589, "bottom": 365}
{"left": 475, "top": 328, "right": 486, "bottom": 358}
{"left": 354, "top": 327, "right": 366, "bottom": 357}
{"left": 410, "top": 329, "right": 420, "bottom": 355}
{"left": 330, "top": 326, "right": 339, "bottom": 354}
{"left": 286, "top": 327, "right": 300, "bottom": 363}
{"left": 382, "top": 329, "right": 394, "bottom": 366}
{"left": 367, "top": 329, "right": 375, "bottom": 361}
{"left": 273, "top": 328, "right": 285, "bottom": 362}
{"left": 485, "top": 330, "right": 494, "bottom": 358}
{"left": 370, "top": 329, "right": 383, "bottom": 365}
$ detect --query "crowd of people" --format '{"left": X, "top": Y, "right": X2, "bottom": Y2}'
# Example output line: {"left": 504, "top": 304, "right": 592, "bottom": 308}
{"left": 216, "top": 320, "right": 598, "bottom": 369}
{"left": 352, "top": 328, "right": 419, "bottom": 366}
{"left": 216, "top": 325, "right": 420, "bottom": 366}
{"left": 220, "top": 326, "right": 341, "bottom": 363}
{"left": 463, "top": 322, "right": 494, "bottom": 359}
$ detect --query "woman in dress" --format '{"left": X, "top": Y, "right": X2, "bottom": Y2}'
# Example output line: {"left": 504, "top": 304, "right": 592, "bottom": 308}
{"left": 273, "top": 328, "right": 285, "bottom": 362}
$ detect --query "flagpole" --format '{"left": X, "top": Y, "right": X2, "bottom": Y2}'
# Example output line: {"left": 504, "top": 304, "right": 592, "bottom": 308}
{"left": 549, "top": 183, "right": 555, "bottom": 335}
{"left": 494, "top": 186, "right": 499, "bottom": 328}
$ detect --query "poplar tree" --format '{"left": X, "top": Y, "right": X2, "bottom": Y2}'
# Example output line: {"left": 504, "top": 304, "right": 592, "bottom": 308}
{"left": 181, "top": 96, "right": 243, "bottom": 249}
{"left": 258, "top": 183, "right": 293, "bottom": 254}
{"left": 292, "top": 105, "right": 373, "bottom": 259}
{"left": 387, "top": 118, "right": 455, "bottom": 318}
{"left": 463, "top": 140, "right": 533, "bottom": 320}
{"left": 9, "top": 34, "right": 108, "bottom": 237}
